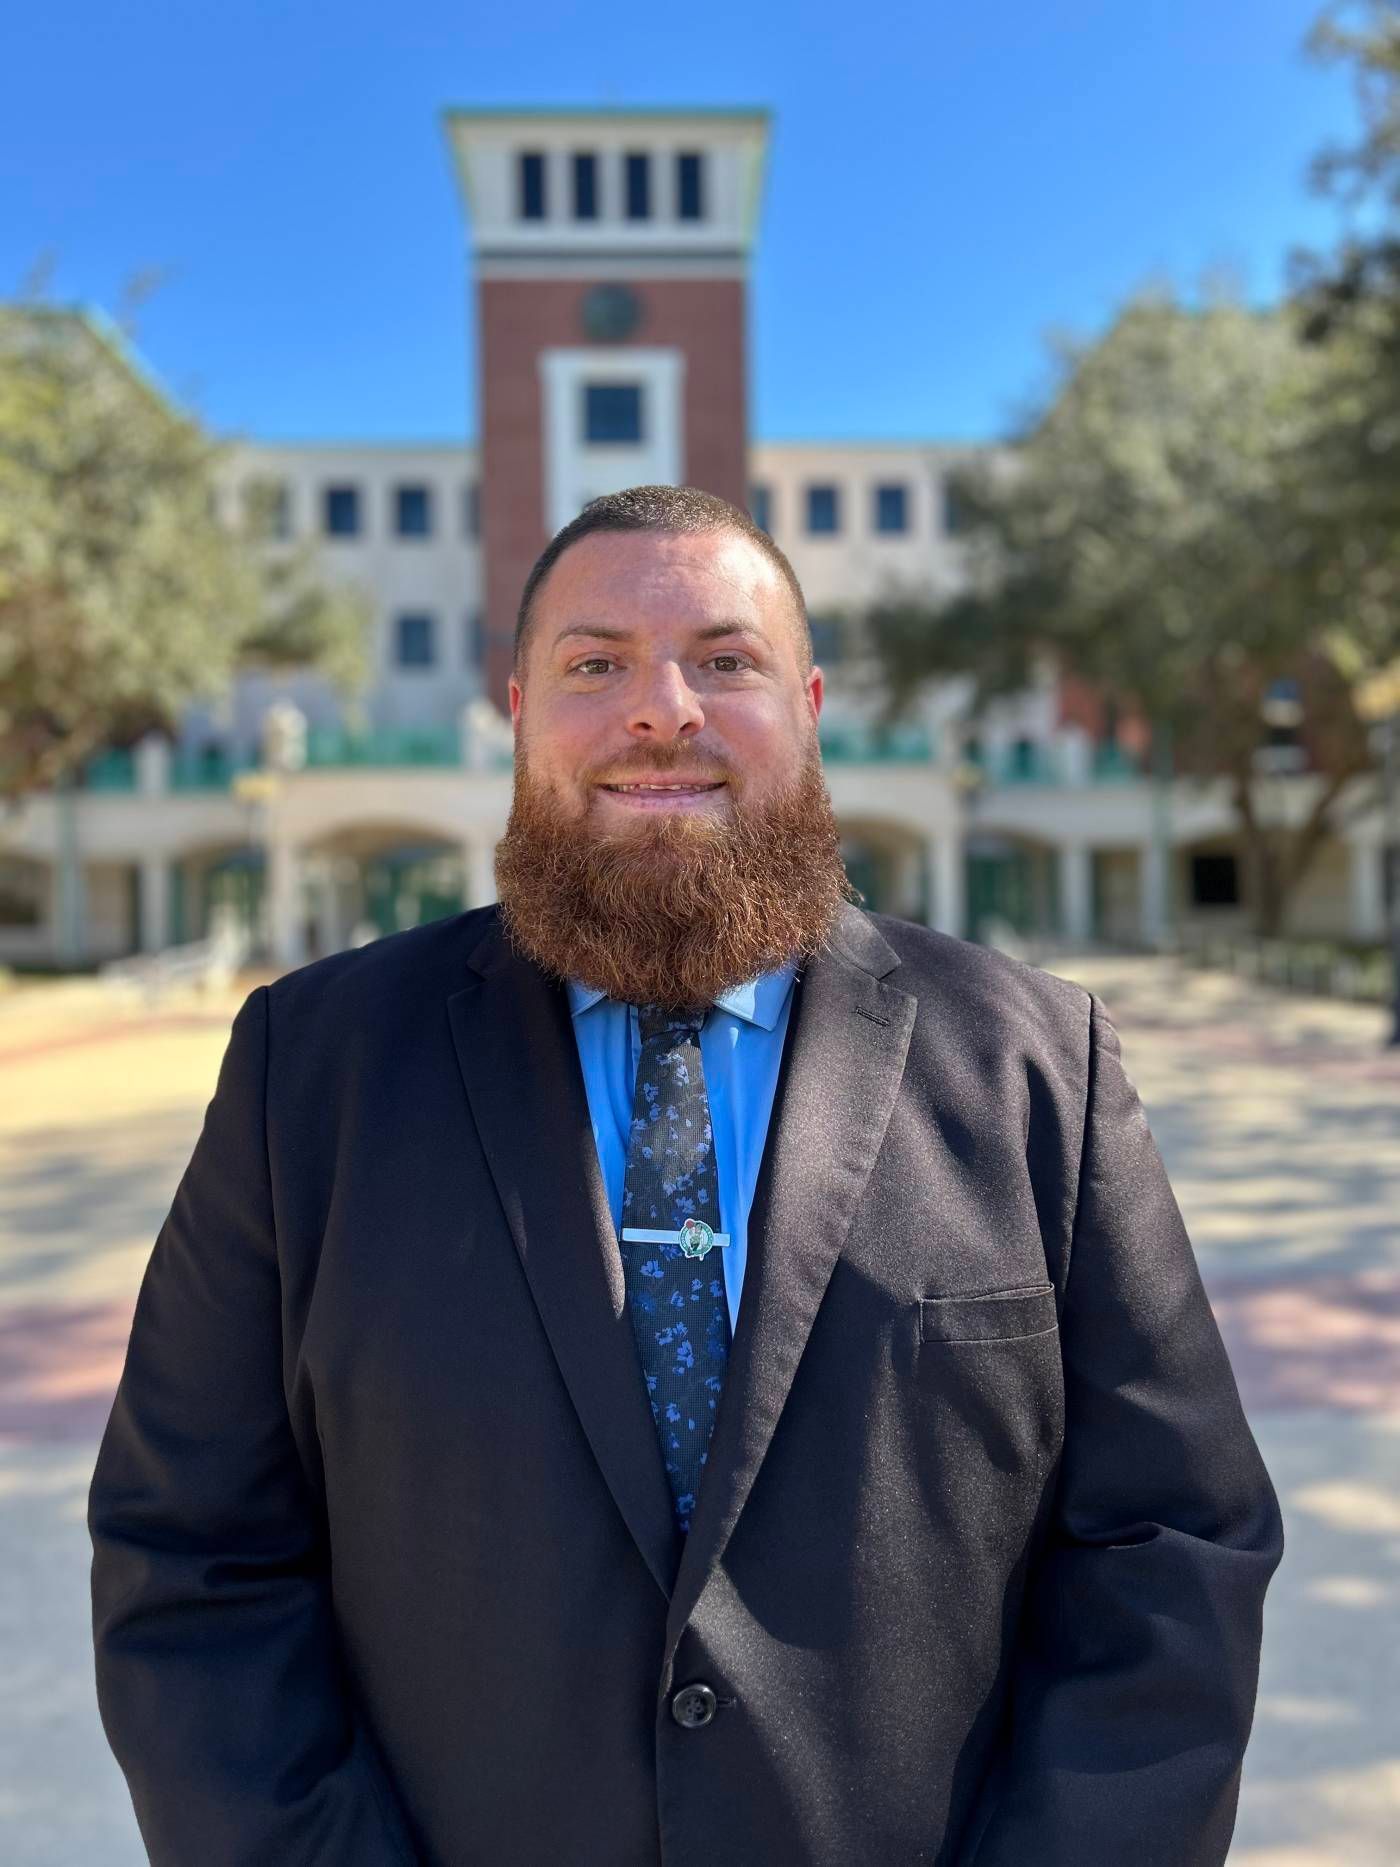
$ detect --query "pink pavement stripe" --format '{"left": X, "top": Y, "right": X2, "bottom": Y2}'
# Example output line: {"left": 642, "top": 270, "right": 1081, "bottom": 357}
{"left": 1207, "top": 1267, "right": 1400, "bottom": 1414}
{"left": 3, "top": 1270, "right": 1399, "bottom": 1449}
{"left": 0, "top": 1013, "right": 236, "bottom": 1067}
{"left": 0, "top": 1299, "right": 134, "bottom": 1446}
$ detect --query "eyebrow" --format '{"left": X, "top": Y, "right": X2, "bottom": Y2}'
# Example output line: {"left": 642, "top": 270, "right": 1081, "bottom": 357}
{"left": 551, "top": 621, "right": 770, "bottom": 649}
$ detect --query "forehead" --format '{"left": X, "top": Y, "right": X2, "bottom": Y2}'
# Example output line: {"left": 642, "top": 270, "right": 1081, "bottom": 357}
{"left": 534, "top": 527, "right": 793, "bottom": 644}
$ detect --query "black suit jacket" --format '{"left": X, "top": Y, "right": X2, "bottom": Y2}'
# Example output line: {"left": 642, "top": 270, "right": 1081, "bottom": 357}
{"left": 90, "top": 904, "right": 1282, "bottom": 1865}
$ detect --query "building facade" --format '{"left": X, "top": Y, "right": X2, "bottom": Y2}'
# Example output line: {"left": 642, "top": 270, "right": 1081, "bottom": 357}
{"left": 0, "top": 109, "right": 1390, "bottom": 969}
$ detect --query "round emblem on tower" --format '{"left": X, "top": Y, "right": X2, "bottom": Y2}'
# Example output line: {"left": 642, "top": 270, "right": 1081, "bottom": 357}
{"left": 580, "top": 283, "right": 641, "bottom": 343}
{"left": 678, "top": 1218, "right": 715, "bottom": 1260}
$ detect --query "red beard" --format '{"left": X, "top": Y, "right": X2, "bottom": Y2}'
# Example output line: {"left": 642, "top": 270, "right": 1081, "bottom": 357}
{"left": 494, "top": 740, "right": 854, "bottom": 1010}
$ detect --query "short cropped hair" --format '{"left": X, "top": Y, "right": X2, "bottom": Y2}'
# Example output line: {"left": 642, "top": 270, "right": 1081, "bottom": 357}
{"left": 513, "top": 484, "right": 811, "bottom": 674}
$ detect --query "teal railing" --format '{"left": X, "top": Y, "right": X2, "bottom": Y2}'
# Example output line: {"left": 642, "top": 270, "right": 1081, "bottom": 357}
{"left": 820, "top": 724, "right": 935, "bottom": 764}
{"left": 170, "top": 747, "right": 259, "bottom": 791}
{"left": 305, "top": 727, "right": 462, "bottom": 769}
{"left": 1090, "top": 743, "right": 1144, "bottom": 782}
{"left": 81, "top": 748, "right": 137, "bottom": 791}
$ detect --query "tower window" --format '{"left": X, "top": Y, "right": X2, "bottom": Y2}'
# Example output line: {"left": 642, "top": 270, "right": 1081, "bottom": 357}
{"left": 583, "top": 382, "right": 644, "bottom": 445}
{"left": 676, "top": 152, "right": 704, "bottom": 220}
{"left": 394, "top": 613, "right": 437, "bottom": 668}
{"left": 624, "top": 152, "right": 651, "bottom": 221}
{"left": 874, "top": 483, "right": 909, "bottom": 534}
{"left": 394, "top": 484, "right": 433, "bottom": 538}
{"left": 805, "top": 484, "right": 841, "bottom": 535}
{"left": 572, "top": 152, "right": 598, "bottom": 220}
{"left": 518, "top": 151, "right": 547, "bottom": 220}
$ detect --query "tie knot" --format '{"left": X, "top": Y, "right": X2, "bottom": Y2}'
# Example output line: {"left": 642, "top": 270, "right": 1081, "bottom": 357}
{"left": 637, "top": 1003, "right": 706, "bottom": 1045}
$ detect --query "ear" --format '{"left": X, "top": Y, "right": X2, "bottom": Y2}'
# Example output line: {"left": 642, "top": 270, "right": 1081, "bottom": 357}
{"left": 806, "top": 666, "right": 824, "bottom": 722}
{"left": 508, "top": 674, "right": 523, "bottom": 732}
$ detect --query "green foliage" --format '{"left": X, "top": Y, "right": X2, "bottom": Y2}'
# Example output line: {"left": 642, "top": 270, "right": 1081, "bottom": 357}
{"left": 0, "top": 306, "right": 369, "bottom": 798}
{"left": 868, "top": 291, "right": 1396, "bottom": 933}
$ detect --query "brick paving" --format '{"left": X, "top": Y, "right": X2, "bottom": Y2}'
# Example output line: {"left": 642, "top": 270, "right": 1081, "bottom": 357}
{"left": 1, "top": 954, "right": 1397, "bottom": 1865}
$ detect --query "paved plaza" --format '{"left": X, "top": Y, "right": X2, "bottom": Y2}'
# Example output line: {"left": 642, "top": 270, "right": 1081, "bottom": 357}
{"left": 1, "top": 948, "right": 1397, "bottom": 1865}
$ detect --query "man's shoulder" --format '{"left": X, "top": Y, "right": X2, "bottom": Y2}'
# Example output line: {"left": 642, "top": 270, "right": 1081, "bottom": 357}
{"left": 262, "top": 906, "right": 500, "bottom": 1022}
{"left": 856, "top": 911, "right": 1094, "bottom": 1044}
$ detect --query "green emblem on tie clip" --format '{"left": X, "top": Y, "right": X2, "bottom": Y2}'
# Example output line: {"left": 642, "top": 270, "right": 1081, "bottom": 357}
{"left": 622, "top": 1221, "right": 729, "bottom": 1258}
{"left": 679, "top": 1218, "right": 717, "bottom": 1260}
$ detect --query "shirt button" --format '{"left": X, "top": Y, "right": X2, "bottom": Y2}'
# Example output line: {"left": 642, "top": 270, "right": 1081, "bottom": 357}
{"left": 670, "top": 1682, "right": 719, "bottom": 1728}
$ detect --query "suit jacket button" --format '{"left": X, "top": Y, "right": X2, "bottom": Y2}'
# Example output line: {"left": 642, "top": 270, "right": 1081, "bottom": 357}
{"left": 671, "top": 1683, "right": 718, "bottom": 1728}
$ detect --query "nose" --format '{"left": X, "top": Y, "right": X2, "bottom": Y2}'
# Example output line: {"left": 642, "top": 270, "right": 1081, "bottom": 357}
{"left": 624, "top": 660, "right": 705, "bottom": 741}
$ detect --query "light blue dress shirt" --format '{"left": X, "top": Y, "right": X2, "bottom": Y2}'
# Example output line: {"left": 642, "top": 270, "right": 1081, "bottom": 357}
{"left": 565, "top": 964, "right": 798, "bottom": 1336}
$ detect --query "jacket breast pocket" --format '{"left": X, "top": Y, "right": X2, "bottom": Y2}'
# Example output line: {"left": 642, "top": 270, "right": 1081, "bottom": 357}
{"left": 919, "top": 1283, "right": 1058, "bottom": 1345}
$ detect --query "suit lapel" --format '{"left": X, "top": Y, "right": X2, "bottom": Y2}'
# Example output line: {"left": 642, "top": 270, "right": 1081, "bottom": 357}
{"left": 447, "top": 916, "right": 681, "bottom": 1601}
{"left": 664, "top": 905, "right": 916, "bottom": 1662}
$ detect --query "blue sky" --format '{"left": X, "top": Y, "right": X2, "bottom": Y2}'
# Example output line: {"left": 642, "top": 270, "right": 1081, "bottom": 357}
{"left": 0, "top": 0, "right": 1362, "bottom": 445}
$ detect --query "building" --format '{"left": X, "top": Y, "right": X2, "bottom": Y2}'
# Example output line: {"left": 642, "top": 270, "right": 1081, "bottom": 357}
{"left": 0, "top": 108, "right": 1391, "bottom": 969}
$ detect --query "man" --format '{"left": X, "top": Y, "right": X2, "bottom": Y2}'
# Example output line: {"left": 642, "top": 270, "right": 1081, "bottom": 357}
{"left": 90, "top": 485, "right": 1282, "bottom": 1866}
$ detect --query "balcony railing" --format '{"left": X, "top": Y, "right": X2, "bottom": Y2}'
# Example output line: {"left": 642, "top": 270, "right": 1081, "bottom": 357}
{"left": 171, "top": 748, "right": 256, "bottom": 791}
{"left": 80, "top": 749, "right": 137, "bottom": 791}
{"left": 305, "top": 727, "right": 463, "bottom": 769}
{"left": 819, "top": 724, "right": 935, "bottom": 764}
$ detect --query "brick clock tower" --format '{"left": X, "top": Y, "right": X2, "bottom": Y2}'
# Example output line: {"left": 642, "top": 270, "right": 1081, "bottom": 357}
{"left": 444, "top": 108, "right": 770, "bottom": 707}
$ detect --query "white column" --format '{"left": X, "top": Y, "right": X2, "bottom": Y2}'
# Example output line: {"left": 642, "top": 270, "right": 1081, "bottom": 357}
{"left": 1058, "top": 727, "right": 1092, "bottom": 786}
{"left": 266, "top": 838, "right": 306, "bottom": 969}
{"left": 464, "top": 835, "right": 498, "bottom": 909}
{"left": 54, "top": 783, "right": 87, "bottom": 966}
{"left": 135, "top": 733, "right": 171, "bottom": 795}
{"left": 928, "top": 834, "right": 965, "bottom": 939}
{"left": 138, "top": 853, "right": 171, "bottom": 953}
{"left": 1140, "top": 837, "right": 1169, "bottom": 948}
{"left": 1059, "top": 842, "right": 1093, "bottom": 944}
{"left": 1348, "top": 838, "right": 1386, "bottom": 940}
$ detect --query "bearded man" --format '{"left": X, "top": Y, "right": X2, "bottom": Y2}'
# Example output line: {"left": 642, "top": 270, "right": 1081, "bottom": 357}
{"left": 90, "top": 485, "right": 1281, "bottom": 1867}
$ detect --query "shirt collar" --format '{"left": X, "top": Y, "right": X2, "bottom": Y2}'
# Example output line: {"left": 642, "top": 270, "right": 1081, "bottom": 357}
{"left": 566, "top": 960, "right": 797, "bottom": 1033}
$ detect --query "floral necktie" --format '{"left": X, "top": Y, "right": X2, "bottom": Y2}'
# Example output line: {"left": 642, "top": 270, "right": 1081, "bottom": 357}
{"left": 618, "top": 1005, "right": 731, "bottom": 1534}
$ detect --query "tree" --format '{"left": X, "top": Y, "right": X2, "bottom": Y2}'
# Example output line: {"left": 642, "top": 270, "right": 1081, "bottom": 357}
{"left": 0, "top": 304, "right": 369, "bottom": 799}
{"left": 869, "top": 291, "right": 1396, "bottom": 937}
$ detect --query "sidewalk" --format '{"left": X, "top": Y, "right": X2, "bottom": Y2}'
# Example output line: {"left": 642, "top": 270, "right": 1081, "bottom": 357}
{"left": 1, "top": 953, "right": 1397, "bottom": 1864}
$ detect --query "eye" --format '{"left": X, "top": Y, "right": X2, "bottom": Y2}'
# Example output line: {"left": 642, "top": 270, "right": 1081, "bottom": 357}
{"left": 709, "top": 654, "right": 750, "bottom": 673}
{"left": 570, "top": 655, "right": 615, "bottom": 676}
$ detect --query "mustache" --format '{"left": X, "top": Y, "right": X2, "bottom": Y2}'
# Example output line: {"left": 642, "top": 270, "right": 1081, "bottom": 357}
{"left": 582, "top": 745, "right": 734, "bottom": 785}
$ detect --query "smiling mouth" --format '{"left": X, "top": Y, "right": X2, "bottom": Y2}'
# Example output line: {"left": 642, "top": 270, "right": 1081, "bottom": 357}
{"left": 599, "top": 781, "right": 726, "bottom": 793}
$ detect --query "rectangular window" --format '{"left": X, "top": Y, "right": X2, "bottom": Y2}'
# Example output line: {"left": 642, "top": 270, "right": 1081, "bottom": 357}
{"left": 394, "top": 484, "right": 433, "bottom": 538}
{"left": 676, "top": 151, "right": 704, "bottom": 220}
{"left": 572, "top": 152, "right": 598, "bottom": 220}
{"left": 942, "top": 480, "right": 973, "bottom": 536}
{"left": 809, "top": 615, "right": 845, "bottom": 663}
{"left": 324, "top": 485, "right": 361, "bottom": 537}
{"left": 583, "top": 382, "right": 644, "bottom": 445}
{"left": 624, "top": 151, "right": 651, "bottom": 220}
{"left": 394, "top": 613, "right": 436, "bottom": 668}
{"left": 243, "top": 478, "right": 292, "bottom": 540}
{"left": 1191, "top": 853, "right": 1240, "bottom": 908}
{"left": 463, "top": 480, "right": 480, "bottom": 538}
{"left": 464, "top": 610, "right": 482, "bottom": 667}
{"left": 805, "top": 484, "right": 840, "bottom": 534}
{"left": 874, "top": 483, "right": 909, "bottom": 534}
{"left": 518, "top": 151, "right": 546, "bottom": 220}
{"left": 749, "top": 484, "right": 773, "bottom": 535}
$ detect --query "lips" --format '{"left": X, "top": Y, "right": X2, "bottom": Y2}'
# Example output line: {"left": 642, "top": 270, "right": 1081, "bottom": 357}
{"left": 599, "top": 781, "right": 725, "bottom": 793}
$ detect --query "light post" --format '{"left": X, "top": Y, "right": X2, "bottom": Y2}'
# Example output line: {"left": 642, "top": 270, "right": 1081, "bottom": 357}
{"left": 1356, "top": 666, "right": 1400, "bottom": 1047}
{"left": 1388, "top": 715, "right": 1400, "bottom": 1046}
